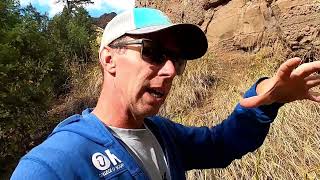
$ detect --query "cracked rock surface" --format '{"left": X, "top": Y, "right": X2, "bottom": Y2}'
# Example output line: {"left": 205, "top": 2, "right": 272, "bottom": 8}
{"left": 137, "top": 0, "right": 320, "bottom": 56}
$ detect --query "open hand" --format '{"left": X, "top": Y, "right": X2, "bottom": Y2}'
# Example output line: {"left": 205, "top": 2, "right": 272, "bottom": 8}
{"left": 240, "top": 57, "right": 320, "bottom": 108}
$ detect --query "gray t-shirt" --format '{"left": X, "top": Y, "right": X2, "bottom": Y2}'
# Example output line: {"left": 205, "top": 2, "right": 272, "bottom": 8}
{"left": 109, "top": 125, "right": 170, "bottom": 180}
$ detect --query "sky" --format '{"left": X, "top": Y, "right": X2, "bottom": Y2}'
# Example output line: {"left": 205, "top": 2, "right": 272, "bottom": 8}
{"left": 19, "top": 0, "right": 135, "bottom": 17}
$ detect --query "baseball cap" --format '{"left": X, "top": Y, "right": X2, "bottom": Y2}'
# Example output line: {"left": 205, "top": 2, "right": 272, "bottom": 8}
{"left": 100, "top": 8, "right": 208, "bottom": 60}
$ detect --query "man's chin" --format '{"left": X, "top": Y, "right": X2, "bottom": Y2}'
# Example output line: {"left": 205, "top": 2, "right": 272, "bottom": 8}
{"left": 138, "top": 105, "right": 161, "bottom": 117}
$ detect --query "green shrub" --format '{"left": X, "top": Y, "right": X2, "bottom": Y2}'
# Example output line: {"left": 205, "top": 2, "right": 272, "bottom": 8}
{"left": 0, "top": 1, "right": 96, "bottom": 177}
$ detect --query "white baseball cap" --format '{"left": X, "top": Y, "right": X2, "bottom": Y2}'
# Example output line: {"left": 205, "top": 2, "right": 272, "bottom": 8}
{"left": 100, "top": 8, "right": 208, "bottom": 60}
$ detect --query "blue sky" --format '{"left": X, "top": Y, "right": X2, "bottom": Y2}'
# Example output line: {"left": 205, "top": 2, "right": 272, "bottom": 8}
{"left": 19, "top": 0, "right": 135, "bottom": 17}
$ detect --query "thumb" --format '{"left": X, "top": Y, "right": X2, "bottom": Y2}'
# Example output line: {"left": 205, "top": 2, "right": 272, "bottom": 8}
{"left": 240, "top": 95, "right": 269, "bottom": 108}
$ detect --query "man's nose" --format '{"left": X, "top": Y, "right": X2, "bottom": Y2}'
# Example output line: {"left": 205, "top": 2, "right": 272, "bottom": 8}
{"left": 158, "top": 59, "right": 177, "bottom": 77}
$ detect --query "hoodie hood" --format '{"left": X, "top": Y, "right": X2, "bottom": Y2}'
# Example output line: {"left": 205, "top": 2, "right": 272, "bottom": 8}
{"left": 50, "top": 108, "right": 113, "bottom": 146}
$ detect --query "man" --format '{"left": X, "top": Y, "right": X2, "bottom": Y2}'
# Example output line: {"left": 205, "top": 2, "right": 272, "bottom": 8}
{"left": 11, "top": 7, "right": 320, "bottom": 180}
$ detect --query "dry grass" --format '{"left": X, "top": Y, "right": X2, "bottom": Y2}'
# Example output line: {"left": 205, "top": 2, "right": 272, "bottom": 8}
{"left": 48, "top": 63, "right": 102, "bottom": 118}
{"left": 161, "top": 43, "right": 320, "bottom": 179}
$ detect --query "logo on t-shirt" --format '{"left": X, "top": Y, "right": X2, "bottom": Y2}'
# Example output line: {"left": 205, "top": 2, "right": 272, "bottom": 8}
{"left": 91, "top": 149, "right": 125, "bottom": 177}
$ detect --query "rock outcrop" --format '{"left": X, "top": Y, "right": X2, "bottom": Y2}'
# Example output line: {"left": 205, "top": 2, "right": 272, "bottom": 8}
{"left": 92, "top": 12, "right": 117, "bottom": 28}
{"left": 137, "top": 0, "right": 320, "bottom": 59}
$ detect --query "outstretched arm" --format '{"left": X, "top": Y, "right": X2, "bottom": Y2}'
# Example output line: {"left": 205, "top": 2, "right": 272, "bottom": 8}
{"left": 160, "top": 58, "right": 320, "bottom": 170}
{"left": 155, "top": 79, "right": 281, "bottom": 170}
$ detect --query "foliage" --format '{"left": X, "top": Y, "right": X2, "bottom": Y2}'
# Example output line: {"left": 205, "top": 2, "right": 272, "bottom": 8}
{"left": 49, "top": 5, "right": 96, "bottom": 64}
{"left": 0, "top": 0, "right": 96, "bottom": 176}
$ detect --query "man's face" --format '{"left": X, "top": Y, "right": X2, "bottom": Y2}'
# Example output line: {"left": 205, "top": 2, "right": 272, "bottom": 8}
{"left": 110, "top": 35, "right": 181, "bottom": 118}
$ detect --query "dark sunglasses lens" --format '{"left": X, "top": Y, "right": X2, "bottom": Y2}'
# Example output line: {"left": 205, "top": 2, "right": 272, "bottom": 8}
{"left": 141, "top": 39, "right": 186, "bottom": 75}
{"left": 141, "top": 41, "right": 165, "bottom": 64}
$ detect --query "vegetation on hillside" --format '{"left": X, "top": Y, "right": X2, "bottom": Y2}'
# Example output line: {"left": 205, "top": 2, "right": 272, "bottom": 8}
{"left": 0, "top": 0, "right": 97, "bottom": 176}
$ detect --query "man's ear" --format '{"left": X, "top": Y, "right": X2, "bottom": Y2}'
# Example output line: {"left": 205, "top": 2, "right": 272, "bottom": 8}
{"left": 99, "top": 47, "right": 116, "bottom": 74}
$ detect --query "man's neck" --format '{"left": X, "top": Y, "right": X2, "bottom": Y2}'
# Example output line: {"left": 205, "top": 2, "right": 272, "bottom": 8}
{"left": 92, "top": 89, "right": 144, "bottom": 129}
{"left": 92, "top": 108, "right": 144, "bottom": 129}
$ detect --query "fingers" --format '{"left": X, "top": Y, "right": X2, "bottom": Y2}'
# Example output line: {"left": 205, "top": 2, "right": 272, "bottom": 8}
{"left": 305, "top": 74, "right": 320, "bottom": 89}
{"left": 307, "top": 91, "right": 320, "bottom": 102}
{"left": 292, "top": 60, "right": 320, "bottom": 78}
{"left": 276, "top": 57, "right": 302, "bottom": 80}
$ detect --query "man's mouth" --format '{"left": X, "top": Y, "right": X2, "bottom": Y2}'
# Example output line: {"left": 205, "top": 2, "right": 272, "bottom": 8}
{"left": 146, "top": 88, "right": 165, "bottom": 98}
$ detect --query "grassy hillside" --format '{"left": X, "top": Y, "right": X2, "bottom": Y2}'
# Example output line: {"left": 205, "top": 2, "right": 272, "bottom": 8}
{"left": 163, "top": 44, "right": 320, "bottom": 179}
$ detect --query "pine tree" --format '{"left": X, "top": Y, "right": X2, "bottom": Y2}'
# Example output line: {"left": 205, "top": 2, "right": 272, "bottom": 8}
{"left": 56, "top": 0, "right": 93, "bottom": 10}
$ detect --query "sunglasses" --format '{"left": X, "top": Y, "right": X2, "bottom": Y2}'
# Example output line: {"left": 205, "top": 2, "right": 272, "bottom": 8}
{"left": 109, "top": 39, "right": 187, "bottom": 75}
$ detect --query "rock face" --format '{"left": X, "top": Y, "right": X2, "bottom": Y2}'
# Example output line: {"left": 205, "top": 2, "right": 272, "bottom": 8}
{"left": 137, "top": 0, "right": 320, "bottom": 58}
{"left": 92, "top": 12, "right": 117, "bottom": 29}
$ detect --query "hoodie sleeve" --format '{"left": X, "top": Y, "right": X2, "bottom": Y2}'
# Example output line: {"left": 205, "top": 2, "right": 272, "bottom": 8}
{"left": 163, "top": 78, "right": 283, "bottom": 170}
{"left": 11, "top": 158, "right": 59, "bottom": 180}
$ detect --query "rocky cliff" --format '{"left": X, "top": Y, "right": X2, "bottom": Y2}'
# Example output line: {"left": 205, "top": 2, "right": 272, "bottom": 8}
{"left": 137, "top": 0, "right": 320, "bottom": 59}
{"left": 92, "top": 12, "right": 117, "bottom": 28}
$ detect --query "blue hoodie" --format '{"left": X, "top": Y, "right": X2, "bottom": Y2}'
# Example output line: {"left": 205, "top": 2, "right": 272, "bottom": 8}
{"left": 11, "top": 79, "right": 282, "bottom": 179}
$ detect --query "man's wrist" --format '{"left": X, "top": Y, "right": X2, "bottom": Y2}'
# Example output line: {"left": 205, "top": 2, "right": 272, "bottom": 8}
{"left": 256, "top": 77, "right": 273, "bottom": 96}
{"left": 240, "top": 77, "right": 284, "bottom": 123}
